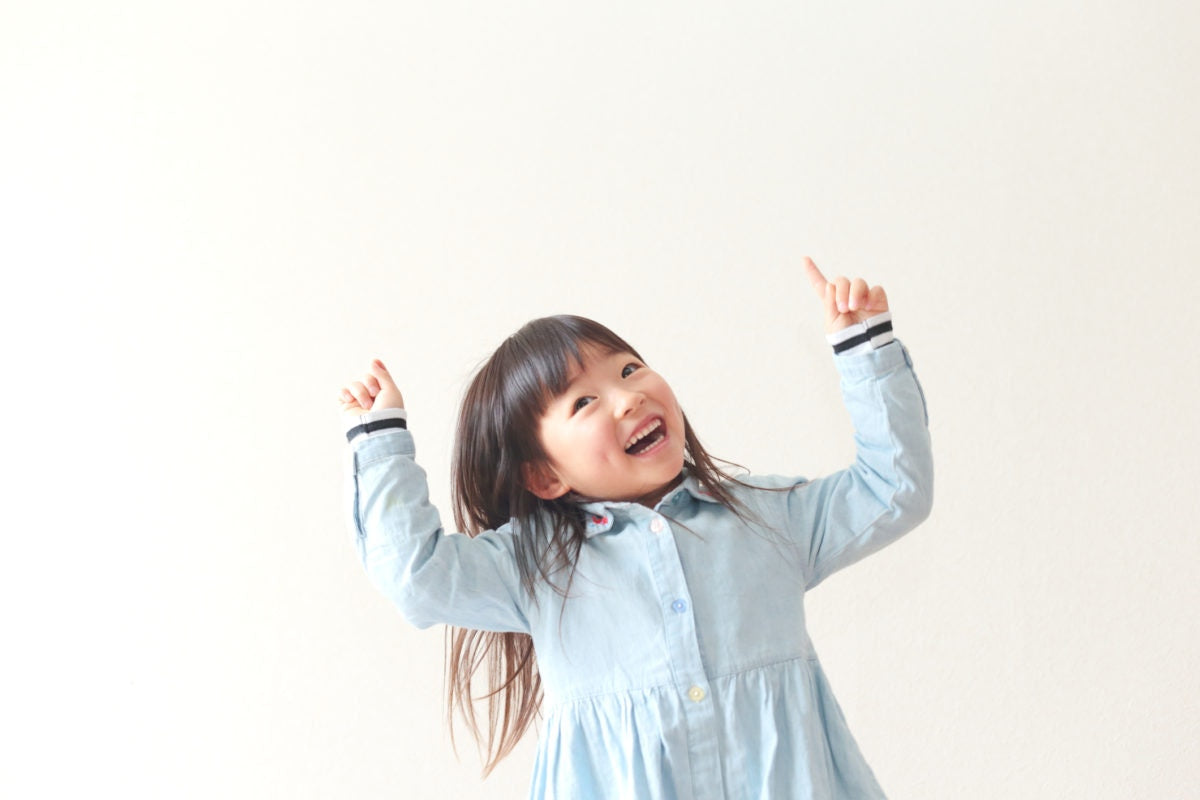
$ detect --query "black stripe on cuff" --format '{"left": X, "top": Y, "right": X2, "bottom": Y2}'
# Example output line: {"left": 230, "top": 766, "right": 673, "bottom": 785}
{"left": 346, "top": 417, "right": 408, "bottom": 442}
{"left": 831, "top": 319, "right": 894, "bottom": 354}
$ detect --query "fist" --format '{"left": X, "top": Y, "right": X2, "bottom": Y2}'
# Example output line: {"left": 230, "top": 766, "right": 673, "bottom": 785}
{"left": 339, "top": 359, "right": 405, "bottom": 416}
{"left": 802, "top": 256, "right": 890, "bottom": 334}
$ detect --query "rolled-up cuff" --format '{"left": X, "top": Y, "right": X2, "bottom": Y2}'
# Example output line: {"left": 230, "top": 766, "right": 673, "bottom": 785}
{"left": 827, "top": 311, "right": 894, "bottom": 356}
{"left": 345, "top": 407, "right": 408, "bottom": 445}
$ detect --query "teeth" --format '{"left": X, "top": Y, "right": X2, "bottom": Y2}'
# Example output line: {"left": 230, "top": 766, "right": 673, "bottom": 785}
{"left": 625, "top": 419, "right": 662, "bottom": 450}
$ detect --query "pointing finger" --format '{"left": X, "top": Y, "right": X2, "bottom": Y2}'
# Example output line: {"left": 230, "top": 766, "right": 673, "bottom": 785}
{"left": 802, "top": 257, "right": 829, "bottom": 300}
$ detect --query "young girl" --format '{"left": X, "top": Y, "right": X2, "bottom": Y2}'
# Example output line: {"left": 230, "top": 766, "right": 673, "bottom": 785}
{"left": 339, "top": 258, "right": 933, "bottom": 799}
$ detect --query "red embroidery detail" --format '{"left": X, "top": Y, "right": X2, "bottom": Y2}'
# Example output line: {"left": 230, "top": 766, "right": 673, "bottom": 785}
{"left": 591, "top": 515, "right": 606, "bottom": 524}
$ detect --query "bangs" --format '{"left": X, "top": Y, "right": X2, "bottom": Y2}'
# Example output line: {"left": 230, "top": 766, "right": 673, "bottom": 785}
{"left": 499, "top": 316, "right": 644, "bottom": 414}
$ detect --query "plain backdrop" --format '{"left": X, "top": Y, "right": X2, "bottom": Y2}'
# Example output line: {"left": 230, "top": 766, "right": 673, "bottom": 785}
{"left": 2, "top": 1, "right": 1197, "bottom": 797}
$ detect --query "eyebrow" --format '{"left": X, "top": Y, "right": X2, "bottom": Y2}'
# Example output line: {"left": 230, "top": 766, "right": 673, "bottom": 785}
{"left": 555, "top": 362, "right": 589, "bottom": 400}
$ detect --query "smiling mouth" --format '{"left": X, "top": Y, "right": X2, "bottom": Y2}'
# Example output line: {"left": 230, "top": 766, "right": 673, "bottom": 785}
{"left": 625, "top": 418, "right": 666, "bottom": 455}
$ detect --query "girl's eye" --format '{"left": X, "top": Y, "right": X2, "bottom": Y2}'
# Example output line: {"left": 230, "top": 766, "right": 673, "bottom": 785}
{"left": 621, "top": 363, "right": 641, "bottom": 379}
{"left": 571, "top": 396, "right": 593, "bottom": 413}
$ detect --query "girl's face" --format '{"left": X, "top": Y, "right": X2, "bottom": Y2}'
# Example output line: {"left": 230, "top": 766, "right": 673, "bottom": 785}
{"left": 526, "top": 347, "right": 686, "bottom": 507}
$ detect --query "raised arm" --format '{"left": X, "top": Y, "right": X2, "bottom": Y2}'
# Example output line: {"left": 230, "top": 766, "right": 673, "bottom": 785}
{"left": 339, "top": 361, "right": 531, "bottom": 633}
{"left": 783, "top": 259, "right": 934, "bottom": 587}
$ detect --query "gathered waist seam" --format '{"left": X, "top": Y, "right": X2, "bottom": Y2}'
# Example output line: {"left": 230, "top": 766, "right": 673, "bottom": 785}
{"left": 546, "top": 681, "right": 677, "bottom": 710}
{"left": 545, "top": 654, "right": 821, "bottom": 710}
{"left": 709, "top": 652, "right": 820, "bottom": 681}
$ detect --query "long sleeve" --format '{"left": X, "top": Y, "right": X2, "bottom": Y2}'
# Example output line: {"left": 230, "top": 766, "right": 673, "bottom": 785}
{"left": 784, "top": 338, "right": 933, "bottom": 589}
{"left": 347, "top": 429, "right": 532, "bottom": 633}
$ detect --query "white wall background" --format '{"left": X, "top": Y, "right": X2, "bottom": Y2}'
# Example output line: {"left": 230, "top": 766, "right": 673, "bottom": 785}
{"left": 3, "top": 1, "right": 1197, "bottom": 797}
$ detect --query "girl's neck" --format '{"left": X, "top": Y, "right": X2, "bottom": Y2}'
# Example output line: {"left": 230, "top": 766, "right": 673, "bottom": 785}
{"left": 631, "top": 472, "right": 685, "bottom": 509}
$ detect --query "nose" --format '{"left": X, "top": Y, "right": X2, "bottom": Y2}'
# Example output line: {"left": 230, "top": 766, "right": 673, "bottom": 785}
{"left": 614, "top": 387, "right": 645, "bottom": 417}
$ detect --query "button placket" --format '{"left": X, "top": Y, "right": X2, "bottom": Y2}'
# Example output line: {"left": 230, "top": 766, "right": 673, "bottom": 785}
{"left": 639, "top": 508, "right": 720, "bottom": 788}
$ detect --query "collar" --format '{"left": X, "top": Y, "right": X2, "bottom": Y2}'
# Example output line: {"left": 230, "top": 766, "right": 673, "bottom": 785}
{"left": 578, "top": 472, "right": 721, "bottom": 537}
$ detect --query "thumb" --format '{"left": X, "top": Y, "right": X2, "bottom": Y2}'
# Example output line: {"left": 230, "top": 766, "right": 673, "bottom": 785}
{"left": 369, "top": 359, "right": 397, "bottom": 388}
{"left": 367, "top": 359, "right": 406, "bottom": 409}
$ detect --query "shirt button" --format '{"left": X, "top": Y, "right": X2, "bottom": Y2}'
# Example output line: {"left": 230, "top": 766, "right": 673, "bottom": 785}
{"left": 671, "top": 599, "right": 687, "bottom": 613}
{"left": 687, "top": 685, "right": 706, "bottom": 703}
{"left": 650, "top": 518, "right": 664, "bottom": 533}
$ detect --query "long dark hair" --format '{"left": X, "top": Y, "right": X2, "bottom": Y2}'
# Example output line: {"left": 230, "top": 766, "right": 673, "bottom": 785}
{"left": 446, "top": 315, "right": 746, "bottom": 775}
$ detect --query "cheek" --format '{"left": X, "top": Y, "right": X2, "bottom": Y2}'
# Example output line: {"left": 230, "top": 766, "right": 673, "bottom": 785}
{"left": 539, "top": 425, "right": 576, "bottom": 468}
{"left": 664, "top": 391, "right": 685, "bottom": 427}
{"left": 560, "top": 422, "right": 614, "bottom": 466}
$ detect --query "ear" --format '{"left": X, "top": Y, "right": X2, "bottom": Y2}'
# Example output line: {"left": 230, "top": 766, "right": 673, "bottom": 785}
{"left": 521, "top": 462, "right": 570, "bottom": 500}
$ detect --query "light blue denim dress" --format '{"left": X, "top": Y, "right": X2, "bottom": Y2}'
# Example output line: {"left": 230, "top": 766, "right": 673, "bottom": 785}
{"left": 347, "top": 340, "right": 933, "bottom": 799}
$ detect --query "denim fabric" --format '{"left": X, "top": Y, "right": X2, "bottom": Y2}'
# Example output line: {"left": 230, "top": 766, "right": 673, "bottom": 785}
{"left": 348, "top": 340, "right": 933, "bottom": 799}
